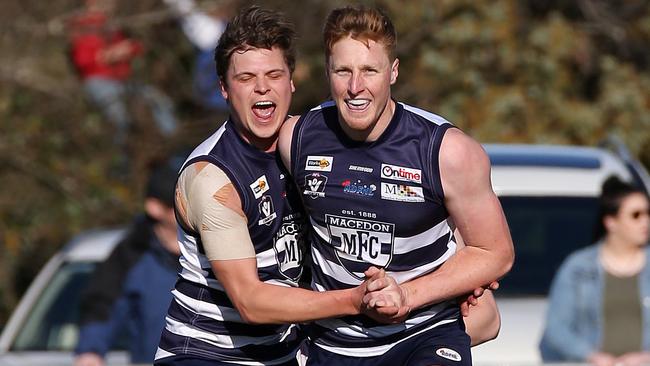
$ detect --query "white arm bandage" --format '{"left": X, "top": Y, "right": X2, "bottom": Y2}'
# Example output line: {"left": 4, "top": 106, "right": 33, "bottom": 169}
{"left": 177, "top": 162, "right": 256, "bottom": 260}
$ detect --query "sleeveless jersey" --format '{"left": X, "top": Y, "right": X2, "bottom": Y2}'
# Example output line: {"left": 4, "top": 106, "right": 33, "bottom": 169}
{"left": 156, "top": 121, "right": 307, "bottom": 365}
{"left": 291, "top": 101, "right": 459, "bottom": 357}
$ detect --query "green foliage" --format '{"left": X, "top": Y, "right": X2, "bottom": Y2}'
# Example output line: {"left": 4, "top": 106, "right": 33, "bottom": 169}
{"left": 2, "top": 0, "right": 650, "bottom": 323}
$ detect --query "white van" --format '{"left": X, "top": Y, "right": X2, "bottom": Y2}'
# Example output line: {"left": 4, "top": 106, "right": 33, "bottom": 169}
{"left": 0, "top": 229, "right": 129, "bottom": 366}
{"left": 473, "top": 141, "right": 650, "bottom": 365}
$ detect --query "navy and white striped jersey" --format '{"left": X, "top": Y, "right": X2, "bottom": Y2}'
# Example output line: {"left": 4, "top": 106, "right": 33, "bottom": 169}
{"left": 156, "top": 121, "right": 307, "bottom": 365}
{"left": 291, "top": 101, "right": 460, "bottom": 357}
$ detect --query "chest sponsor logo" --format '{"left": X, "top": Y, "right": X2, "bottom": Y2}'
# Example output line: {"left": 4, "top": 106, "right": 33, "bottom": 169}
{"left": 273, "top": 217, "right": 306, "bottom": 281}
{"left": 325, "top": 215, "right": 394, "bottom": 280}
{"left": 348, "top": 164, "right": 374, "bottom": 173}
{"left": 258, "top": 195, "right": 277, "bottom": 226}
{"left": 436, "top": 348, "right": 462, "bottom": 362}
{"left": 342, "top": 179, "right": 376, "bottom": 197}
{"left": 250, "top": 175, "right": 269, "bottom": 199}
{"left": 304, "top": 173, "right": 327, "bottom": 199}
{"left": 381, "top": 164, "right": 422, "bottom": 184}
{"left": 381, "top": 182, "right": 425, "bottom": 203}
{"left": 305, "top": 155, "right": 333, "bottom": 172}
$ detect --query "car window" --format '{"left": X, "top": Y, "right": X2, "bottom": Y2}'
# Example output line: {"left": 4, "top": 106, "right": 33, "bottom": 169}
{"left": 497, "top": 196, "right": 599, "bottom": 296}
{"left": 11, "top": 261, "right": 128, "bottom": 352}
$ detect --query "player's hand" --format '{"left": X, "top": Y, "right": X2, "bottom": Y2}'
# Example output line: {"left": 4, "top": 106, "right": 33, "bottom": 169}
{"left": 74, "top": 352, "right": 105, "bottom": 366}
{"left": 458, "top": 281, "right": 499, "bottom": 317}
{"left": 360, "top": 267, "right": 410, "bottom": 323}
{"left": 614, "top": 351, "right": 650, "bottom": 366}
{"left": 587, "top": 351, "right": 616, "bottom": 366}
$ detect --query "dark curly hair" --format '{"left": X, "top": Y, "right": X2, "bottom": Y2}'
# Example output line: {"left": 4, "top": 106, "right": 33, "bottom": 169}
{"left": 215, "top": 5, "right": 296, "bottom": 86}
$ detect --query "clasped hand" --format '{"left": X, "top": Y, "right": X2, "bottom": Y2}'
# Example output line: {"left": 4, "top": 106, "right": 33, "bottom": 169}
{"left": 358, "top": 266, "right": 410, "bottom": 324}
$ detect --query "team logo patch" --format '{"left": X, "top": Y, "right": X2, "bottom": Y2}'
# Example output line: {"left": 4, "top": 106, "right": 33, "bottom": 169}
{"left": 325, "top": 215, "right": 394, "bottom": 280}
{"left": 348, "top": 164, "right": 374, "bottom": 173}
{"left": 436, "top": 348, "right": 461, "bottom": 362}
{"left": 250, "top": 175, "right": 269, "bottom": 199}
{"left": 258, "top": 195, "right": 277, "bottom": 226}
{"left": 381, "top": 163, "right": 422, "bottom": 184}
{"left": 304, "top": 173, "right": 327, "bottom": 199}
{"left": 305, "top": 155, "right": 333, "bottom": 172}
{"left": 273, "top": 215, "right": 306, "bottom": 281}
{"left": 342, "top": 179, "right": 376, "bottom": 197}
{"left": 381, "top": 182, "right": 425, "bottom": 203}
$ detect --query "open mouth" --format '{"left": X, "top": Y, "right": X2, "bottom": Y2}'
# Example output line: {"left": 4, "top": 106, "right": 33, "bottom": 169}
{"left": 252, "top": 101, "right": 276, "bottom": 120}
{"left": 345, "top": 98, "right": 370, "bottom": 111}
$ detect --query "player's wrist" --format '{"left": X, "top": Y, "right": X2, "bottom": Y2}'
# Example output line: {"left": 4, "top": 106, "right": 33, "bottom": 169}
{"left": 344, "top": 286, "right": 364, "bottom": 315}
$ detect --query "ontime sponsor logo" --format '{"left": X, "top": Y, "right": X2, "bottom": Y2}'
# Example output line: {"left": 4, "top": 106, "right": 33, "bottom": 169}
{"left": 380, "top": 163, "right": 422, "bottom": 184}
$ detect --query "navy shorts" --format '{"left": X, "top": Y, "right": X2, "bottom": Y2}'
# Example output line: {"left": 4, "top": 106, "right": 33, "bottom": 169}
{"left": 306, "top": 320, "right": 471, "bottom": 366}
{"left": 154, "top": 354, "right": 299, "bottom": 366}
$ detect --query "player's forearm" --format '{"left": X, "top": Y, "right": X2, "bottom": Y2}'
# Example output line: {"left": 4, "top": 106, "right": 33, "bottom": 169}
{"left": 234, "top": 283, "right": 360, "bottom": 324}
{"left": 403, "top": 245, "right": 513, "bottom": 310}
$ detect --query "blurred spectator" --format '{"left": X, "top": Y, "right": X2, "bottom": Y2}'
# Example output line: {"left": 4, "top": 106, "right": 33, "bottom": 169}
{"left": 67, "top": 0, "right": 178, "bottom": 147}
{"left": 163, "top": 0, "right": 230, "bottom": 112}
{"left": 73, "top": 154, "right": 183, "bottom": 366}
{"left": 540, "top": 176, "right": 650, "bottom": 366}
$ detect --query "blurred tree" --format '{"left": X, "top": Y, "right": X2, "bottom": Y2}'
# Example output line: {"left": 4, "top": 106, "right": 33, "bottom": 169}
{"left": 1, "top": 0, "right": 650, "bottom": 323}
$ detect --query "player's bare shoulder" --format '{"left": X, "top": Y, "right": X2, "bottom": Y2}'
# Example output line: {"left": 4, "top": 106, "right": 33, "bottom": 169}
{"left": 439, "top": 128, "right": 491, "bottom": 196}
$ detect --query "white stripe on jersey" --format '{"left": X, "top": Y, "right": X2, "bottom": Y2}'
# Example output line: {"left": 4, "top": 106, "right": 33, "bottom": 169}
{"left": 309, "top": 100, "right": 336, "bottom": 112}
{"left": 386, "top": 241, "right": 456, "bottom": 284}
{"left": 393, "top": 220, "right": 452, "bottom": 254}
{"left": 399, "top": 102, "right": 451, "bottom": 126}
{"left": 311, "top": 243, "right": 361, "bottom": 286}
{"left": 256, "top": 247, "right": 276, "bottom": 268}
{"left": 165, "top": 317, "right": 295, "bottom": 348}
{"left": 310, "top": 239, "right": 455, "bottom": 288}
{"left": 171, "top": 288, "right": 242, "bottom": 322}
{"left": 154, "top": 347, "right": 175, "bottom": 360}
{"left": 178, "top": 232, "right": 212, "bottom": 287}
{"left": 313, "top": 318, "right": 458, "bottom": 357}
{"left": 264, "top": 279, "right": 295, "bottom": 287}
{"left": 155, "top": 346, "right": 296, "bottom": 366}
{"left": 181, "top": 122, "right": 229, "bottom": 170}
{"left": 313, "top": 300, "right": 453, "bottom": 338}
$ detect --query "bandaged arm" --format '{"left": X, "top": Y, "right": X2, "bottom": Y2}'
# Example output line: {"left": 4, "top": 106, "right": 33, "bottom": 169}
{"left": 177, "top": 162, "right": 365, "bottom": 324}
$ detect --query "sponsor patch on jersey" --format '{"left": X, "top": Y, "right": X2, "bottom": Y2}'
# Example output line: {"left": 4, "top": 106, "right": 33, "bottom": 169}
{"left": 381, "top": 163, "right": 422, "bottom": 184}
{"left": 342, "top": 179, "right": 376, "bottom": 197}
{"left": 273, "top": 216, "right": 306, "bottom": 281}
{"left": 305, "top": 155, "right": 333, "bottom": 172}
{"left": 304, "top": 173, "right": 327, "bottom": 199}
{"left": 250, "top": 175, "right": 269, "bottom": 199}
{"left": 258, "top": 195, "right": 277, "bottom": 226}
{"left": 348, "top": 164, "right": 374, "bottom": 173}
{"left": 325, "top": 215, "right": 394, "bottom": 280}
{"left": 381, "top": 182, "right": 425, "bottom": 202}
{"left": 436, "top": 348, "right": 461, "bottom": 362}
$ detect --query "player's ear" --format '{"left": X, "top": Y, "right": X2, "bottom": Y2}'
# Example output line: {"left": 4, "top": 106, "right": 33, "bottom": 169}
{"left": 390, "top": 58, "right": 399, "bottom": 85}
{"left": 219, "top": 79, "right": 228, "bottom": 100}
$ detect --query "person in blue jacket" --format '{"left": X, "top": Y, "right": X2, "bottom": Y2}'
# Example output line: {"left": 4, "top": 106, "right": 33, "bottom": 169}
{"left": 540, "top": 176, "right": 650, "bottom": 366}
{"left": 74, "top": 155, "right": 182, "bottom": 366}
